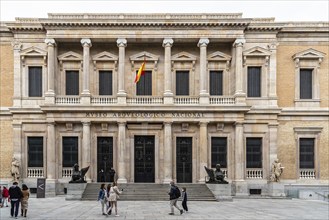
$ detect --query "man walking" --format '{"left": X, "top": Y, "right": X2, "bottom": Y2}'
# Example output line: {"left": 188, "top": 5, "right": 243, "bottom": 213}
{"left": 9, "top": 182, "right": 23, "bottom": 219}
{"left": 168, "top": 181, "right": 183, "bottom": 215}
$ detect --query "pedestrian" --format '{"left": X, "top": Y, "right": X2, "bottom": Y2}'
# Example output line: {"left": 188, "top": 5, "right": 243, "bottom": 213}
{"left": 181, "top": 187, "right": 188, "bottom": 212}
{"left": 0, "top": 185, "right": 3, "bottom": 208}
{"left": 106, "top": 184, "right": 112, "bottom": 215}
{"left": 2, "top": 186, "right": 9, "bottom": 207}
{"left": 97, "top": 183, "right": 107, "bottom": 215}
{"left": 21, "top": 184, "right": 29, "bottom": 217}
{"left": 8, "top": 181, "right": 23, "bottom": 219}
{"left": 109, "top": 167, "right": 116, "bottom": 183}
{"left": 99, "top": 169, "right": 105, "bottom": 182}
{"left": 168, "top": 181, "right": 183, "bottom": 215}
{"left": 106, "top": 181, "right": 123, "bottom": 217}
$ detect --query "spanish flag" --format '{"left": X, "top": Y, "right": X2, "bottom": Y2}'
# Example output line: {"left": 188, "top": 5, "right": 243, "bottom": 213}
{"left": 134, "top": 61, "right": 145, "bottom": 83}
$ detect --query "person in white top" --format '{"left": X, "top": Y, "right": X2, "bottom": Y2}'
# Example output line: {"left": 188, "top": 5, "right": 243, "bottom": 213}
{"left": 106, "top": 182, "right": 123, "bottom": 217}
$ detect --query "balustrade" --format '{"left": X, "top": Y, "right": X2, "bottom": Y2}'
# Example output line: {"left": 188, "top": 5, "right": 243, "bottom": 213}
{"left": 27, "top": 167, "right": 44, "bottom": 178}
{"left": 55, "top": 96, "right": 80, "bottom": 104}
{"left": 210, "top": 96, "right": 235, "bottom": 104}
{"left": 127, "top": 96, "right": 164, "bottom": 104}
{"left": 91, "top": 96, "right": 117, "bottom": 104}
{"left": 246, "top": 168, "right": 263, "bottom": 179}
{"left": 62, "top": 167, "right": 73, "bottom": 178}
{"left": 300, "top": 169, "right": 316, "bottom": 179}
{"left": 174, "top": 96, "right": 199, "bottom": 104}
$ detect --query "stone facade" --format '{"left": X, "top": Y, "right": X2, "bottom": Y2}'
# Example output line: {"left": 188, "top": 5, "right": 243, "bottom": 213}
{"left": 0, "top": 14, "right": 328, "bottom": 196}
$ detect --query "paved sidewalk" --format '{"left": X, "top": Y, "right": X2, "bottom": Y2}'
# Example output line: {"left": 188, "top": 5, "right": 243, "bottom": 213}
{"left": 0, "top": 196, "right": 328, "bottom": 220}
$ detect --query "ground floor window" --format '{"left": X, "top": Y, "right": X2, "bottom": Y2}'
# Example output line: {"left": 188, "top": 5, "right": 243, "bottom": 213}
{"left": 62, "top": 137, "right": 78, "bottom": 167}
{"left": 211, "top": 137, "right": 227, "bottom": 168}
{"left": 299, "top": 138, "right": 315, "bottom": 169}
{"left": 28, "top": 137, "right": 43, "bottom": 167}
{"left": 246, "top": 137, "right": 262, "bottom": 168}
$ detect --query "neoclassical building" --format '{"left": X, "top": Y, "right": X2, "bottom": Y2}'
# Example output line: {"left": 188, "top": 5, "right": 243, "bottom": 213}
{"left": 0, "top": 13, "right": 328, "bottom": 196}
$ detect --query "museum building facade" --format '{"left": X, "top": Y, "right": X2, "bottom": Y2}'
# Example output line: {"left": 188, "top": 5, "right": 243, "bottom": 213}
{"left": 0, "top": 13, "right": 328, "bottom": 195}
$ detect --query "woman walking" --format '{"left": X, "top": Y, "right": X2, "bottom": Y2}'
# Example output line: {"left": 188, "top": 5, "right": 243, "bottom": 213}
{"left": 21, "top": 184, "right": 29, "bottom": 217}
{"left": 2, "top": 186, "right": 9, "bottom": 207}
{"left": 106, "top": 182, "right": 122, "bottom": 217}
{"left": 97, "top": 183, "right": 107, "bottom": 215}
{"left": 181, "top": 187, "right": 188, "bottom": 213}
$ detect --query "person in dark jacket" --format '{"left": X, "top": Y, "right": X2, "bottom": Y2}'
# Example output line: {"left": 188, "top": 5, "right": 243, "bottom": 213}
{"left": 181, "top": 187, "right": 188, "bottom": 212}
{"left": 168, "top": 181, "right": 183, "bottom": 215}
{"left": 9, "top": 182, "right": 23, "bottom": 218}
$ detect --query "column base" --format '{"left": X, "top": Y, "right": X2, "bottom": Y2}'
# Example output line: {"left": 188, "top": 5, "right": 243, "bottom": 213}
{"left": 117, "top": 178, "right": 127, "bottom": 183}
{"left": 163, "top": 178, "right": 173, "bottom": 184}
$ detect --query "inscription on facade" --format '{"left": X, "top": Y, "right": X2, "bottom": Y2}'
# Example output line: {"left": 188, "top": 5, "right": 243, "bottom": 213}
{"left": 85, "top": 112, "right": 204, "bottom": 118}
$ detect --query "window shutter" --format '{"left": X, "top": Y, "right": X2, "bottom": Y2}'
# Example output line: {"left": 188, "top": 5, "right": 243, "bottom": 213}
{"left": 28, "top": 67, "right": 42, "bottom": 97}
{"left": 210, "top": 71, "right": 223, "bottom": 95}
{"left": 99, "top": 71, "right": 113, "bottom": 95}
{"left": 247, "top": 67, "right": 261, "bottom": 97}
{"left": 300, "top": 69, "right": 313, "bottom": 99}
{"left": 176, "top": 71, "right": 189, "bottom": 96}
{"left": 66, "top": 71, "right": 79, "bottom": 95}
{"left": 136, "top": 71, "right": 152, "bottom": 96}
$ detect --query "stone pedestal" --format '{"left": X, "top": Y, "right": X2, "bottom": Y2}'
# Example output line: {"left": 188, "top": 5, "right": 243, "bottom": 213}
{"left": 233, "top": 181, "right": 249, "bottom": 196}
{"left": 45, "top": 179, "right": 57, "bottom": 197}
{"left": 206, "top": 183, "right": 233, "bottom": 201}
{"left": 65, "top": 183, "right": 87, "bottom": 200}
{"left": 268, "top": 182, "right": 286, "bottom": 197}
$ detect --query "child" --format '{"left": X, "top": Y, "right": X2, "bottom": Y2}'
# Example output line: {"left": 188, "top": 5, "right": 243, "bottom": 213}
{"left": 182, "top": 187, "right": 188, "bottom": 213}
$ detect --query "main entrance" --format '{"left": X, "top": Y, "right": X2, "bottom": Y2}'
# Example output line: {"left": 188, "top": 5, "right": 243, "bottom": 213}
{"left": 176, "top": 137, "right": 192, "bottom": 183}
{"left": 134, "top": 136, "right": 155, "bottom": 182}
{"left": 97, "top": 137, "right": 113, "bottom": 182}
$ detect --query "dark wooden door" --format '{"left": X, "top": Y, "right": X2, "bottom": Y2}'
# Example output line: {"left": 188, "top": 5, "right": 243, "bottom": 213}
{"left": 176, "top": 137, "right": 192, "bottom": 183}
{"left": 134, "top": 136, "right": 155, "bottom": 182}
{"left": 97, "top": 137, "right": 113, "bottom": 182}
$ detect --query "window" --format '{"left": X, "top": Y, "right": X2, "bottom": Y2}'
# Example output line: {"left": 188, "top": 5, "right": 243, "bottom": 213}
{"left": 28, "top": 137, "right": 43, "bottom": 167}
{"left": 136, "top": 70, "right": 152, "bottom": 96}
{"left": 62, "top": 137, "right": 78, "bottom": 167}
{"left": 99, "top": 71, "right": 113, "bottom": 95}
{"left": 66, "top": 71, "right": 79, "bottom": 95}
{"left": 176, "top": 71, "right": 189, "bottom": 96}
{"left": 300, "top": 69, "right": 313, "bottom": 99}
{"left": 210, "top": 71, "right": 223, "bottom": 96}
{"left": 211, "top": 137, "right": 227, "bottom": 168}
{"left": 246, "top": 138, "right": 262, "bottom": 168}
{"left": 299, "top": 138, "right": 315, "bottom": 169}
{"left": 28, "top": 67, "right": 42, "bottom": 97}
{"left": 247, "top": 67, "right": 261, "bottom": 97}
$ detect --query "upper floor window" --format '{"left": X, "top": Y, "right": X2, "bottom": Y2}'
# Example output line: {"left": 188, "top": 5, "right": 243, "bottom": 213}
{"left": 66, "top": 71, "right": 79, "bottom": 95}
{"left": 246, "top": 137, "right": 262, "bottom": 168}
{"left": 99, "top": 71, "right": 113, "bottom": 96}
{"left": 28, "top": 67, "right": 42, "bottom": 97}
{"left": 247, "top": 67, "right": 261, "bottom": 97}
{"left": 209, "top": 71, "right": 223, "bottom": 96}
{"left": 300, "top": 69, "right": 313, "bottom": 99}
{"left": 176, "top": 71, "right": 189, "bottom": 96}
{"left": 136, "top": 70, "right": 152, "bottom": 96}
{"left": 28, "top": 137, "right": 43, "bottom": 167}
{"left": 62, "top": 137, "right": 78, "bottom": 167}
{"left": 211, "top": 137, "right": 227, "bottom": 168}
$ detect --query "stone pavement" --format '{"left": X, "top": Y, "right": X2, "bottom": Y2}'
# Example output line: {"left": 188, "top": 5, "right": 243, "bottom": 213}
{"left": 0, "top": 196, "right": 328, "bottom": 220}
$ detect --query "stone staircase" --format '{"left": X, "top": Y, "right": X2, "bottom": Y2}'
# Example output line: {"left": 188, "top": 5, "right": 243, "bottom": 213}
{"left": 81, "top": 183, "right": 216, "bottom": 201}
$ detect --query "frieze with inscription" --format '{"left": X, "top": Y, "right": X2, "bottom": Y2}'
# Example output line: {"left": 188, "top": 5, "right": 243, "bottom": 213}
{"left": 85, "top": 112, "right": 204, "bottom": 118}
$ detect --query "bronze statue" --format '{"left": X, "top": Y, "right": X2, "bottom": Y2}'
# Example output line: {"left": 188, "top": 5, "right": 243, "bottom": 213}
{"left": 204, "top": 164, "right": 228, "bottom": 184}
{"left": 69, "top": 163, "right": 90, "bottom": 183}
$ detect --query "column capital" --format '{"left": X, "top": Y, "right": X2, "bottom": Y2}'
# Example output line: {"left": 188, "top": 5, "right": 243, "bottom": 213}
{"left": 82, "top": 121, "right": 91, "bottom": 126}
{"left": 45, "top": 38, "right": 56, "bottom": 46}
{"left": 199, "top": 121, "right": 209, "bottom": 126}
{"left": 164, "top": 121, "right": 173, "bottom": 126}
{"left": 162, "top": 38, "right": 174, "bottom": 47}
{"left": 235, "top": 121, "right": 244, "bottom": 126}
{"left": 233, "top": 38, "right": 246, "bottom": 47}
{"left": 197, "top": 38, "right": 209, "bottom": 47}
{"left": 11, "top": 40, "right": 22, "bottom": 51}
{"left": 117, "top": 121, "right": 126, "bottom": 126}
{"left": 117, "top": 38, "right": 127, "bottom": 47}
{"left": 47, "top": 122, "right": 56, "bottom": 126}
{"left": 81, "top": 38, "right": 92, "bottom": 47}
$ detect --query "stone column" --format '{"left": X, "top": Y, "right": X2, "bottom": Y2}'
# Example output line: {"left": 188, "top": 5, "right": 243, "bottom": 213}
{"left": 12, "top": 41, "right": 22, "bottom": 107}
{"left": 117, "top": 122, "right": 127, "bottom": 183}
{"left": 117, "top": 38, "right": 127, "bottom": 104}
{"left": 233, "top": 38, "right": 246, "bottom": 104}
{"left": 199, "top": 121, "right": 208, "bottom": 182}
{"left": 234, "top": 122, "right": 248, "bottom": 196}
{"left": 46, "top": 122, "right": 57, "bottom": 196}
{"left": 81, "top": 39, "right": 92, "bottom": 104}
{"left": 198, "top": 38, "right": 210, "bottom": 104}
{"left": 82, "top": 121, "right": 91, "bottom": 181}
{"left": 268, "top": 43, "right": 278, "bottom": 106}
{"left": 162, "top": 38, "right": 174, "bottom": 104}
{"left": 163, "top": 121, "right": 173, "bottom": 183}
{"left": 45, "top": 39, "right": 56, "bottom": 104}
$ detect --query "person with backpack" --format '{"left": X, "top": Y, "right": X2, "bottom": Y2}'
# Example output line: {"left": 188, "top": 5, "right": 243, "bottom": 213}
{"left": 168, "top": 181, "right": 183, "bottom": 215}
{"left": 9, "top": 181, "right": 23, "bottom": 218}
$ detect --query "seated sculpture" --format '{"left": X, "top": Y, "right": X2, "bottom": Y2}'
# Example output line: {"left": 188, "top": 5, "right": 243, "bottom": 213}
{"left": 204, "top": 164, "right": 228, "bottom": 184}
{"left": 69, "top": 163, "right": 89, "bottom": 183}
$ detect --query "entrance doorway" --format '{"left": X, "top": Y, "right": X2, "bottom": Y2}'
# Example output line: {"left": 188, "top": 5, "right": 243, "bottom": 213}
{"left": 134, "top": 136, "right": 155, "bottom": 182}
{"left": 176, "top": 137, "right": 192, "bottom": 183}
{"left": 97, "top": 137, "right": 113, "bottom": 182}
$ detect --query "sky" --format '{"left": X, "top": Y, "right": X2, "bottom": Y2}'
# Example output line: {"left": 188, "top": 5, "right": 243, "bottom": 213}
{"left": 0, "top": 0, "right": 328, "bottom": 22}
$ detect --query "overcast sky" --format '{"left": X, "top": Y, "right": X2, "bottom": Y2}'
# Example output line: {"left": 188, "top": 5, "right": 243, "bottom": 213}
{"left": 0, "top": 0, "right": 328, "bottom": 22}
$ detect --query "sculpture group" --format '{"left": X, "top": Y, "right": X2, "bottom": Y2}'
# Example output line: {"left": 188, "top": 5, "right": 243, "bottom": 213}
{"left": 204, "top": 164, "right": 228, "bottom": 184}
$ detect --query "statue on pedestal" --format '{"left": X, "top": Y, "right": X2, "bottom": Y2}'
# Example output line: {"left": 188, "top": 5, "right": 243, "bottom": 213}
{"left": 270, "top": 159, "right": 284, "bottom": 182}
{"left": 11, "top": 157, "right": 20, "bottom": 182}
{"left": 69, "top": 163, "right": 89, "bottom": 183}
{"left": 204, "top": 164, "right": 228, "bottom": 184}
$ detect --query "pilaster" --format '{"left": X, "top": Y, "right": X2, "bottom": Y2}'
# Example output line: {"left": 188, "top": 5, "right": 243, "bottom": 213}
{"left": 46, "top": 122, "right": 57, "bottom": 196}
{"left": 268, "top": 43, "right": 278, "bottom": 106}
{"left": 198, "top": 38, "right": 210, "bottom": 105}
{"left": 117, "top": 38, "right": 127, "bottom": 104}
{"left": 82, "top": 121, "right": 91, "bottom": 182}
{"left": 163, "top": 38, "right": 174, "bottom": 104}
{"left": 163, "top": 121, "right": 173, "bottom": 183}
{"left": 12, "top": 41, "right": 22, "bottom": 107}
{"left": 117, "top": 122, "right": 127, "bottom": 183}
{"left": 233, "top": 38, "right": 246, "bottom": 104}
{"left": 81, "top": 39, "right": 92, "bottom": 104}
{"left": 45, "top": 38, "right": 56, "bottom": 104}
{"left": 234, "top": 122, "right": 244, "bottom": 181}
{"left": 198, "top": 121, "right": 208, "bottom": 182}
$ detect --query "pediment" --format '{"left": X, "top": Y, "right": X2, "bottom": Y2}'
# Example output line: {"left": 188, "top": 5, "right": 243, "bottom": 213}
{"left": 292, "top": 48, "right": 326, "bottom": 60}
{"left": 130, "top": 51, "right": 159, "bottom": 61}
{"left": 92, "top": 51, "right": 118, "bottom": 61}
{"left": 20, "top": 46, "right": 47, "bottom": 57}
{"left": 58, "top": 51, "right": 82, "bottom": 61}
{"left": 243, "top": 46, "right": 271, "bottom": 57}
{"left": 172, "top": 51, "right": 197, "bottom": 61}
{"left": 207, "top": 51, "right": 231, "bottom": 61}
